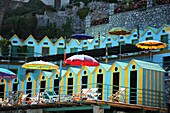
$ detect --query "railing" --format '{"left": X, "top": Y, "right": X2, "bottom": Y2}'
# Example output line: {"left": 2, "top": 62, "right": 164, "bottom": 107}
{"left": 0, "top": 83, "right": 166, "bottom": 108}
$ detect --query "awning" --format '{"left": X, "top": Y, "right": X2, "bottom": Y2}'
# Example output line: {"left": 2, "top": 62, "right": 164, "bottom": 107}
{"left": 27, "top": 44, "right": 144, "bottom": 62}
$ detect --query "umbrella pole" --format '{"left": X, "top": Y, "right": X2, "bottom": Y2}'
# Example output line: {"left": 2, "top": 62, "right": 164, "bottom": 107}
{"left": 38, "top": 70, "right": 42, "bottom": 104}
{"left": 150, "top": 50, "right": 152, "bottom": 61}
{"left": 105, "top": 46, "right": 108, "bottom": 63}
{"left": 119, "top": 41, "right": 121, "bottom": 61}
{"left": 58, "top": 60, "right": 63, "bottom": 102}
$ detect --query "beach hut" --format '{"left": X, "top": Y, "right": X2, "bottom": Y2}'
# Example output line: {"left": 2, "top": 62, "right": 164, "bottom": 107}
{"left": 60, "top": 67, "right": 80, "bottom": 95}
{"left": 107, "top": 61, "right": 128, "bottom": 99}
{"left": 124, "top": 59, "right": 165, "bottom": 106}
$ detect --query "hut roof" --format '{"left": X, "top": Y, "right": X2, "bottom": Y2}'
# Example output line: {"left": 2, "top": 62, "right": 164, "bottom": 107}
{"left": 133, "top": 59, "right": 165, "bottom": 72}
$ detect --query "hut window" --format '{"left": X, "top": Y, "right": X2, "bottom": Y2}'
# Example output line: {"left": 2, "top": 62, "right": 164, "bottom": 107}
{"left": 84, "top": 71, "right": 86, "bottom": 75}
{"left": 56, "top": 74, "right": 58, "bottom": 78}
{"left": 107, "top": 38, "right": 111, "bottom": 41}
{"left": 147, "top": 32, "right": 151, "bottom": 35}
{"left": 95, "top": 40, "right": 98, "bottom": 43}
{"left": 133, "top": 34, "right": 137, "bottom": 37}
{"left": 28, "top": 41, "right": 33, "bottom": 44}
{"left": 99, "top": 69, "right": 102, "bottom": 73}
{"left": 84, "top": 42, "right": 87, "bottom": 45}
{"left": 14, "top": 79, "right": 17, "bottom": 82}
{"left": 28, "top": 77, "right": 31, "bottom": 81}
{"left": 1, "top": 79, "right": 4, "bottom": 83}
{"left": 42, "top": 76, "right": 45, "bottom": 80}
{"left": 115, "top": 67, "right": 118, "bottom": 71}
{"left": 69, "top": 73, "right": 72, "bottom": 77}
{"left": 59, "top": 43, "right": 63, "bottom": 45}
{"left": 13, "top": 41, "right": 18, "bottom": 43}
{"left": 162, "top": 30, "right": 165, "bottom": 33}
{"left": 120, "top": 36, "right": 123, "bottom": 39}
{"left": 132, "top": 65, "right": 135, "bottom": 69}
{"left": 43, "top": 42, "right": 48, "bottom": 45}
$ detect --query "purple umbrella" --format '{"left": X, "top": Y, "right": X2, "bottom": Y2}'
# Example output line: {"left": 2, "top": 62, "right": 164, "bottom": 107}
{"left": 0, "top": 68, "right": 16, "bottom": 79}
{"left": 71, "top": 34, "right": 94, "bottom": 40}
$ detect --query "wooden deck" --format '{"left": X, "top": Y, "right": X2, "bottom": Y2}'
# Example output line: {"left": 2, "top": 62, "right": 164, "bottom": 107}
{"left": 0, "top": 100, "right": 167, "bottom": 113}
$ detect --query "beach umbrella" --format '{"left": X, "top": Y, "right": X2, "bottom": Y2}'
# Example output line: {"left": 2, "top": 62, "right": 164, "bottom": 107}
{"left": 64, "top": 54, "right": 99, "bottom": 101}
{"left": 136, "top": 40, "right": 167, "bottom": 50}
{"left": 165, "top": 26, "right": 170, "bottom": 34}
{"left": 108, "top": 27, "right": 131, "bottom": 35}
{"left": 108, "top": 27, "right": 131, "bottom": 60}
{"left": 22, "top": 60, "right": 59, "bottom": 70}
{"left": 22, "top": 60, "right": 58, "bottom": 102}
{"left": 0, "top": 68, "right": 16, "bottom": 79}
{"left": 136, "top": 40, "right": 167, "bottom": 60}
{"left": 64, "top": 54, "right": 100, "bottom": 67}
{"left": 71, "top": 34, "right": 94, "bottom": 40}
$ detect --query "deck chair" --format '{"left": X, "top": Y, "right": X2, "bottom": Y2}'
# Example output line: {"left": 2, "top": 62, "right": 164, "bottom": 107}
{"left": 72, "top": 88, "right": 91, "bottom": 101}
{"left": 86, "top": 88, "right": 101, "bottom": 100}
{"left": 0, "top": 98, "right": 3, "bottom": 106}
{"left": 21, "top": 94, "right": 29, "bottom": 105}
{"left": 108, "top": 88, "right": 125, "bottom": 102}
{"left": 42, "top": 90, "right": 58, "bottom": 103}
{"left": 13, "top": 91, "right": 24, "bottom": 105}
{"left": 27, "top": 93, "right": 43, "bottom": 105}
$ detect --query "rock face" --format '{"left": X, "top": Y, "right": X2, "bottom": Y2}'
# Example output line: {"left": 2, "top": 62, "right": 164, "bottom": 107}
{"left": 85, "top": 4, "right": 170, "bottom": 36}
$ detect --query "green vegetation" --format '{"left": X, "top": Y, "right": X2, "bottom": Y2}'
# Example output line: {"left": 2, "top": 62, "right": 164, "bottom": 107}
{"left": 1, "top": 0, "right": 58, "bottom": 40}
{"left": 77, "top": 7, "right": 90, "bottom": 20}
{"left": 0, "top": 39, "right": 11, "bottom": 56}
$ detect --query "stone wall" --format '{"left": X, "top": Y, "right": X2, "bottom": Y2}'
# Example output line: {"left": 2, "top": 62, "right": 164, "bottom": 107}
{"left": 85, "top": 4, "right": 170, "bottom": 36}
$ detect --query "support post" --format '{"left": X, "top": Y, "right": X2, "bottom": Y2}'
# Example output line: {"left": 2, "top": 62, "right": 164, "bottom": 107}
{"left": 93, "top": 106, "right": 104, "bottom": 113}
{"left": 105, "top": 45, "right": 108, "bottom": 63}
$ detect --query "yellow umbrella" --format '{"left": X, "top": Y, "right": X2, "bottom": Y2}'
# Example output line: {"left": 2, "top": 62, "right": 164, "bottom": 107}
{"left": 22, "top": 60, "right": 59, "bottom": 70}
{"left": 108, "top": 27, "right": 131, "bottom": 35}
{"left": 136, "top": 40, "right": 167, "bottom": 60}
{"left": 108, "top": 27, "right": 131, "bottom": 61}
{"left": 22, "top": 60, "right": 58, "bottom": 102}
{"left": 165, "top": 26, "right": 170, "bottom": 34}
{"left": 136, "top": 40, "right": 167, "bottom": 50}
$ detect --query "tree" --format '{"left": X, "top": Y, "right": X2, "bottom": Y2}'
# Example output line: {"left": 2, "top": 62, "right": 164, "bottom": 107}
{"left": 62, "top": 18, "right": 73, "bottom": 38}
{"left": 0, "top": 39, "right": 11, "bottom": 56}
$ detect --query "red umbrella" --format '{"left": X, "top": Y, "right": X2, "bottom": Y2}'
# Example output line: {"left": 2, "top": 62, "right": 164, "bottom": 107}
{"left": 64, "top": 54, "right": 100, "bottom": 66}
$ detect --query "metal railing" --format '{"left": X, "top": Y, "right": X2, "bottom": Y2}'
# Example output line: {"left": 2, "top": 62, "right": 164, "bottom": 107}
{"left": 0, "top": 83, "right": 166, "bottom": 108}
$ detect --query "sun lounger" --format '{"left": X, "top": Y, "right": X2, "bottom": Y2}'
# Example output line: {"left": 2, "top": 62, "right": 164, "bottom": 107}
{"left": 108, "top": 88, "right": 125, "bottom": 102}
{"left": 86, "top": 88, "right": 101, "bottom": 100}
{"left": 72, "top": 88, "right": 91, "bottom": 101}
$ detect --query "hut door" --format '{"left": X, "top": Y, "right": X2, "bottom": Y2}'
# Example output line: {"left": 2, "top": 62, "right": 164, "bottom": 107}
{"left": 97, "top": 74, "right": 103, "bottom": 100}
{"left": 113, "top": 72, "right": 119, "bottom": 94}
{"left": 130, "top": 71, "right": 137, "bottom": 104}
{"left": 13, "top": 83, "right": 18, "bottom": 92}
{"left": 0, "top": 85, "right": 4, "bottom": 99}
{"left": 82, "top": 76, "right": 88, "bottom": 89}
{"left": 54, "top": 79, "right": 59, "bottom": 94}
{"left": 40, "top": 81, "right": 46, "bottom": 93}
{"left": 67, "top": 78, "right": 73, "bottom": 95}
{"left": 26, "top": 82, "right": 32, "bottom": 97}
